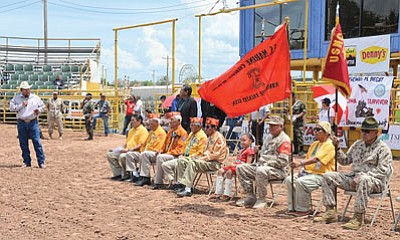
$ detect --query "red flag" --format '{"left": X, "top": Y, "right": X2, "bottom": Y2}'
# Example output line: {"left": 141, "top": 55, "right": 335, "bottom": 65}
{"left": 321, "top": 22, "right": 351, "bottom": 98}
{"left": 198, "top": 23, "right": 291, "bottom": 117}
{"left": 311, "top": 84, "right": 348, "bottom": 124}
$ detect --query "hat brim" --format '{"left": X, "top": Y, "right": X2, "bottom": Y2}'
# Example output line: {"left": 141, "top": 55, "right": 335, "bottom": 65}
{"left": 20, "top": 85, "right": 32, "bottom": 89}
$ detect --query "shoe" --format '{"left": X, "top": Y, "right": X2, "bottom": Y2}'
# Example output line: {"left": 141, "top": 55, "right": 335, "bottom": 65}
{"left": 218, "top": 195, "right": 231, "bottom": 202}
{"left": 341, "top": 213, "right": 364, "bottom": 230}
{"left": 286, "top": 210, "right": 312, "bottom": 217}
{"left": 59, "top": 134, "right": 62, "bottom": 140}
{"left": 172, "top": 184, "right": 185, "bottom": 193}
{"left": 252, "top": 199, "right": 267, "bottom": 209}
{"left": 177, "top": 189, "right": 192, "bottom": 197}
{"left": 235, "top": 196, "right": 256, "bottom": 207}
{"left": 111, "top": 175, "right": 122, "bottom": 181}
{"left": 313, "top": 206, "right": 338, "bottom": 223}
{"left": 84, "top": 137, "right": 93, "bottom": 141}
{"left": 131, "top": 176, "right": 140, "bottom": 183}
{"left": 208, "top": 194, "right": 221, "bottom": 202}
{"left": 135, "top": 177, "right": 151, "bottom": 186}
{"left": 21, "top": 163, "right": 31, "bottom": 168}
{"left": 153, "top": 184, "right": 165, "bottom": 190}
{"left": 39, "top": 163, "right": 45, "bottom": 169}
{"left": 49, "top": 134, "right": 53, "bottom": 139}
{"left": 119, "top": 175, "right": 130, "bottom": 181}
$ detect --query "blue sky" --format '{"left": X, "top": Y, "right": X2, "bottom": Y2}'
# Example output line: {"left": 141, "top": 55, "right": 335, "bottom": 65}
{"left": 0, "top": 0, "right": 241, "bottom": 82}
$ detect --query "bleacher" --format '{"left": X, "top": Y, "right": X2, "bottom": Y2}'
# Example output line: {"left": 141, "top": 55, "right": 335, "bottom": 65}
{"left": 0, "top": 36, "right": 99, "bottom": 94}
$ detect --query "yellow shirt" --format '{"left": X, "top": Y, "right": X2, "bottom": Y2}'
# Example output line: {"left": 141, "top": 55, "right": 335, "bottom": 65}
{"left": 126, "top": 125, "right": 149, "bottom": 152}
{"left": 183, "top": 129, "right": 208, "bottom": 157}
{"left": 305, "top": 139, "right": 335, "bottom": 175}
{"left": 200, "top": 131, "right": 227, "bottom": 163}
{"left": 144, "top": 125, "right": 167, "bottom": 152}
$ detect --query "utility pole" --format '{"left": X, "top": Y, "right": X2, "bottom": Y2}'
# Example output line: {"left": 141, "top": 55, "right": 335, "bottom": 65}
{"left": 162, "top": 55, "right": 172, "bottom": 94}
{"left": 152, "top": 69, "right": 156, "bottom": 84}
{"left": 43, "top": 0, "right": 48, "bottom": 65}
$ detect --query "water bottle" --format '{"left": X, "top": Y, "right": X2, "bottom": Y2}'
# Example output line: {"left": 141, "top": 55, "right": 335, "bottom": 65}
{"left": 315, "top": 161, "right": 321, "bottom": 170}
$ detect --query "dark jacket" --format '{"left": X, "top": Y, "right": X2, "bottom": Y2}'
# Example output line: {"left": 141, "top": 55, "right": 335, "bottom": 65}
{"left": 177, "top": 97, "right": 198, "bottom": 132}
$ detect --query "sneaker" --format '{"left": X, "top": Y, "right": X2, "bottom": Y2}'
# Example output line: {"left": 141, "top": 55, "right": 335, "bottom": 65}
{"left": 39, "top": 163, "right": 45, "bottom": 169}
{"left": 177, "top": 189, "right": 192, "bottom": 197}
{"left": 21, "top": 164, "right": 31, "bottom": 168}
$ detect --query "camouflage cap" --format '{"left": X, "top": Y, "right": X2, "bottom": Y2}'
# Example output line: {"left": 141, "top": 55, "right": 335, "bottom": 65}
{"left": 361, "top": 116, "right": 379, "bottom": 130}
{"left": 266, "top": 115, "right": 284, "bottom": 125}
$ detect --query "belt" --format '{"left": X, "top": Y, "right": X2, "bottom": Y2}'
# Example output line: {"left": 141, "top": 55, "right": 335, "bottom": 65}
{"left": 18, "top": 118, "right": 37, "bottom": 123}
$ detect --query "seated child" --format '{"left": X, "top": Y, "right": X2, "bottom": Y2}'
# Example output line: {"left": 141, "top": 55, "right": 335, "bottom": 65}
{"left": 209, "top": 133, "right": 255, "bottom": 202}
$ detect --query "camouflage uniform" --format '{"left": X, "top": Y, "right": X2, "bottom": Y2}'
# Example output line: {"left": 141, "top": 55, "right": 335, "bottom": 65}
{"left": 237, "top": 130, "right": 291, "bottom": 199}
{"left": 321, "top": 138, "right": 392, "bottom": 213}
{"left": 82, "top": 99, "right": 95, "bottom": 139}
{"left": 292, "top": 99, "right": 306, "bottom": 154}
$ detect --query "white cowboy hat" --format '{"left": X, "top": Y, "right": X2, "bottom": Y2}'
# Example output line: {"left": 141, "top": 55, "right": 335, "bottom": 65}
{"left": 19, "top": 81, "right": 32, "bottom": 89}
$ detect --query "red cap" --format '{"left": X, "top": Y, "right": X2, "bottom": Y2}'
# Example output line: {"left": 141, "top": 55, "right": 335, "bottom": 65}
{"left": 190, "top": 117, "right": 203, "bottom": 123}
{"left": 206, "top": 117, "right": 219, "bottom": 126}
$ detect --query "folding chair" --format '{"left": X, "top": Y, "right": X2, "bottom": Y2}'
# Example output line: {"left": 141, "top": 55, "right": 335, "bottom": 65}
{"left": 268, "top": 178, "right": 287, "bottom": 208}
{"left": 193, "top": 148, "right": 229, "bottom": 195}
{"left": 219, "top": 125, "right": 230, "bottom": 138}
{"left": 341, "top": 167, "right": 395, "bottom": 226}
{"left": 226, "top": 126, "right": 243, "bottom": 155}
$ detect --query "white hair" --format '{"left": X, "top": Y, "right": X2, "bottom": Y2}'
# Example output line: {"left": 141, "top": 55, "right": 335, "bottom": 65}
{"left": 172, "top": 115, "right": 182, "bottom": 123}
{"left": 150, "top": 118, "right": 161, "bottom": 124}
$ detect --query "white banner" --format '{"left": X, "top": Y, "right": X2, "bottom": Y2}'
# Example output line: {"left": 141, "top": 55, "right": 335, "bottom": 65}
{"left": 381, "top": 125, "right": 400, "bottom": 150}
{"left": 303, "top": 124, "right": 348, "bottom": 148}
{"left": 347, "top": 76, "right": 393, "bottom": 130}
{"left": 345, "top": 34, "right": 390, "bottom": 74}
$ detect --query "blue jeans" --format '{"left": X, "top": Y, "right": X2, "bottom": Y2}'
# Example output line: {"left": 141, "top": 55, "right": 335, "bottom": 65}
{"left": 17, "top": 119, "right": 45, "bottom": 166}
{"left": 93, "top": 113, "right": 109, "bottom": 135}
{"left": 122, "top": 115, "right": 132, "bottom": 135}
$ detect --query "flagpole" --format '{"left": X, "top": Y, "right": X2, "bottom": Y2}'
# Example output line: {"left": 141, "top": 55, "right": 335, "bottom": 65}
{"left": 285, "top": 16, "right": 295, "bottom": 212}
{"left": 333, "top": 2, "right": 340, "bottom": 210}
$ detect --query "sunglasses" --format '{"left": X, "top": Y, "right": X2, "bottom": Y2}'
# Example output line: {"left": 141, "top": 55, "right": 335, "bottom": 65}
{"left": 313, "top": 127, "right": 324, "bottom": 132}
{"left": 205, "top": 125, "right": 213, "bottom": 129}
{"left": 361, "top": 129, "right": 371, "bottom": 133}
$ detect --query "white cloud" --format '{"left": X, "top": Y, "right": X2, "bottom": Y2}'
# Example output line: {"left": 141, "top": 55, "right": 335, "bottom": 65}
{"left": 101, "top": 46, "right": 144, "bottom": 73}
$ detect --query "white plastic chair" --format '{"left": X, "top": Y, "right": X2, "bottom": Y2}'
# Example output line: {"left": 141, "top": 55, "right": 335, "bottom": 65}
{"left": 226, "top": 126, "right": 243, "bottom": 155}
{"left": 219, "top": 125, "right": 230, "bottom": 138}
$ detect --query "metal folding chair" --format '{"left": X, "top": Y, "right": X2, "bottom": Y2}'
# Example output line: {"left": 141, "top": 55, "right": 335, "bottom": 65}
{"left": 341, "top": 167, "right": 395, "bottom": 226}
{"left": 226, "top": 126, "right": 243, "bottom": 155}
{"left": 219, "top": 125, "right": 230, "bottom": 138}
{"left": 268, "top": 178, "right": 287, "bottom": 208}
{"left": 193, "top": 148, "right": 230, "bottom": 195}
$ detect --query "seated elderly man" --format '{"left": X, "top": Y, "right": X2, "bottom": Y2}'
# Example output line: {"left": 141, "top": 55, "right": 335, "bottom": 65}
{"left": 164, "top": 117, "right": 208, "bottom": 191}
{"left": 134, "top": 114, "right": 167, "bottom": 186}
{"left": 236, "top": 115, "right": 291, "bottom": 209}
{"left": 152, "top": 112, "right": 188, "bottom": 189}
{"left": 107, "top": 114, "right": 148, "bottom": 181}
{"left": 175, "top": 117, "right": 227, "bottom": 197}
{"left": 285, "top": 121, "right": 335, "bottom": 216}
{"left": 314, "top": 117, "right": 393, "bottom": 230}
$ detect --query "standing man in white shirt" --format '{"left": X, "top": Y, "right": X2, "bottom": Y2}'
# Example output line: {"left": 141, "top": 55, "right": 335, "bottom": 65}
{"left": 9, "top": 81, "right": 46, "bottom": 168}
{"left": 134, "top": 95, "right": 143, "bottom": 116}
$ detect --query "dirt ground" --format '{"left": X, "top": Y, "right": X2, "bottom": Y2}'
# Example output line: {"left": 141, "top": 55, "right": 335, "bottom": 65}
{"left": 1, "top": 123, "right": 400, "bottom": 240}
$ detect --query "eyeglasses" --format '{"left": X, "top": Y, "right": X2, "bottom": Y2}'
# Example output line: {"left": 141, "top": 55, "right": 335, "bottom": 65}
{"left": 313, "top": 128, "right": 324, "bottom": 132}
{"left": 205, "top": 125, "right": 212, "bottom": 129}
{"left": 361, "top": 129, "right": 371, "bottom": 133}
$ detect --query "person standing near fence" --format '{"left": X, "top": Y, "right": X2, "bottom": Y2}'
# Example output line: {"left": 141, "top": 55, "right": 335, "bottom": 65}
{"left": 93, "top": 94, "right": 111, "bottom": 136}
{"left": 46, "top": 91, "right": 64, "bottom": 140}
{"left": 10, "top": 81, "right": 46, "bottom": 168}
{"left": 81, "top": 93, "right": 94, "bottom": 140}
{"left": 122, "top": 96, "right": 135, "bottom": 135}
